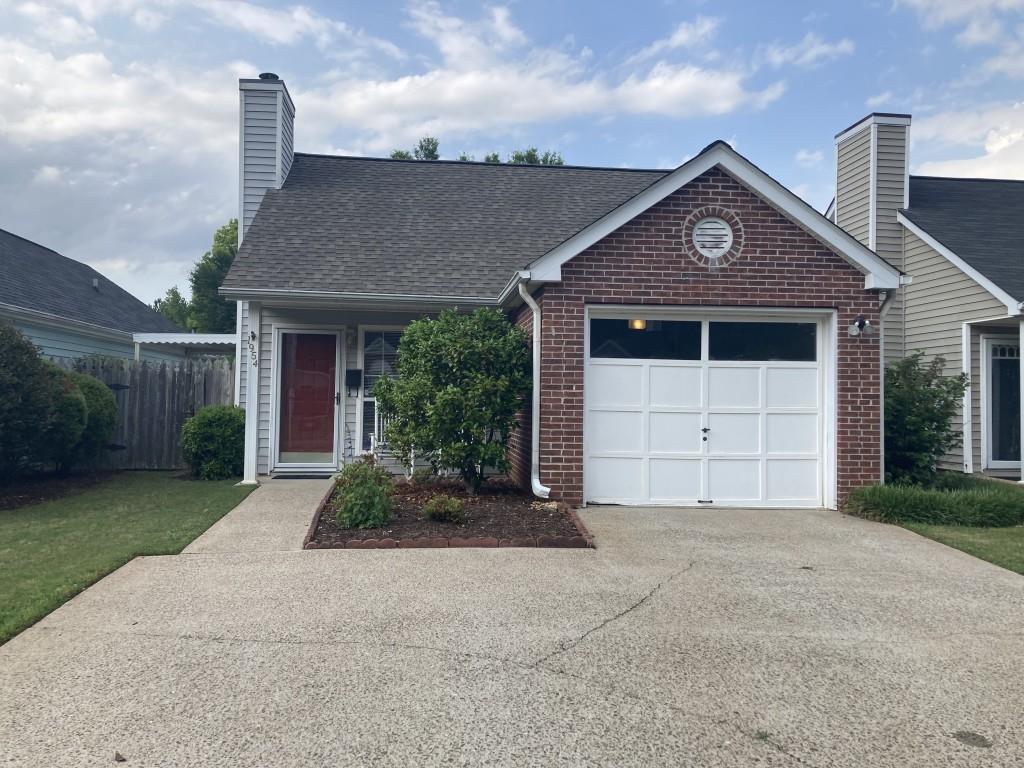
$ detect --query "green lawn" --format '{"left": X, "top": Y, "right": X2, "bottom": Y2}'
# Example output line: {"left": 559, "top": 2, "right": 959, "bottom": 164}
{"left": 0, "top": 472, "right": 253, "bottom": 644}
{"left": 904, "top": 523, "right": 1024, "bottom": 575}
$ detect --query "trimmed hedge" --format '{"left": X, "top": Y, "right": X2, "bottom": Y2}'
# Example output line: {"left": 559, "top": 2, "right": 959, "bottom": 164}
{"left": 845, "top": 477, "right": 1024, "bottom": 527}
{"left": 69, "top": 371, "right": 117, "bottom": 468}
{"left": 333, "top": 457, "right": 393, "bottom": 529}
{"left": 181, "top": 405, "right": 245, "bottom": 480}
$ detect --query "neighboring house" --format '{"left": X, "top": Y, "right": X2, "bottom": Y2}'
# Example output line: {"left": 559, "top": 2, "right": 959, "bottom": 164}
{"left": 829, "top": 113, "right": 1022, "bottom": 481}
{"left": 223, "top": 73, "right": 903, "bottom": 508}
{"left": 0, "top": 227, "right": 185, "bottom": 361}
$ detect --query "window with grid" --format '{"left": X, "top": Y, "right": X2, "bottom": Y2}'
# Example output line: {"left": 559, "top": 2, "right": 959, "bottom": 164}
{"left": 362, "top": 330, "right": 402, "bottom": 451}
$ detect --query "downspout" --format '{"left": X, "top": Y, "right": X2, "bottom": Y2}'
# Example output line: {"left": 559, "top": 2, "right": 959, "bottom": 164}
{"left": 877, "top": 288, "right": 897, "bottom": 484}
{"left": 518, "top": 282, "right": 551, "bottom": 499}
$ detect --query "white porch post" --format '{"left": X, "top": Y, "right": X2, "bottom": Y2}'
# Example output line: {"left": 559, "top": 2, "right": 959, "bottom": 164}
{"left": 241, "top": 301, "right": 262, "bottom": 485}
{"left": 1019, "top": 318, "right": 1023, "bottom": 484}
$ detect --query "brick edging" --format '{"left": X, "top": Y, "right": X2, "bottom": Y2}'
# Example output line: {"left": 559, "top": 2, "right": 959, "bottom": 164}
{"left": 302, "top": 494, "right": 596, "bottom": 550}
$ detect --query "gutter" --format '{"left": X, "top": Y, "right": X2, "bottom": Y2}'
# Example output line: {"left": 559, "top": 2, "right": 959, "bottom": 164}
{"left": 517, "top": 280, "right": 551, "bottom": 499}
{"left": 218, "top": 286, "right": 501, "bottom": 308}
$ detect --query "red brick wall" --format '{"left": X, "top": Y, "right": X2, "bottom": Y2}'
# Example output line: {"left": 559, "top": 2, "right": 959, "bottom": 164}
{"left": 534, "top": 166, "right": 882, "bottom": 507}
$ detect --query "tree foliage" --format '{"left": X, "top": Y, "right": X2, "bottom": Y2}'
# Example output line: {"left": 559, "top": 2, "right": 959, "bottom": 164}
{"left": 374, "top": 309, "right": 531, "bottom": 493}
{"left": 390, "top": 137, "right": 564, "bottom": 165}
{"left": 885, "top": 352, "right": 969, "bottom": 485}
{"left": 0, "top": 323, "right": 54, "bottom": 481}
{"left": 181, "top": 405, "right": 245, "bottom": 479}
{"left": 154, "top": 219, "right": 238, "bottom": 333}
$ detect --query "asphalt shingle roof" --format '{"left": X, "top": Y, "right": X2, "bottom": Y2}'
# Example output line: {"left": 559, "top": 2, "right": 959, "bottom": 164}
{"left": 0, "top": 228, "right": 181, "bottom": 334}
{"left": 223, "top": 154, "right": 670, "bottom": 299}
{"left": 903, "top": 176, "right": 1024, "bottom": 303}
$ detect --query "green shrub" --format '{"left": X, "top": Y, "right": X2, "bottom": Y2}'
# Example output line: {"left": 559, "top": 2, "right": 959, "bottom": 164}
{"left": 69, "top": 372, "right": 117, "bottom": 467}
{"left": 423, "top": 494, "right": 465, "bottom": 524}
{"left": 335, "top": 456, "right": 393, "bottom": 528}
{"left": 40, "top": 364, "right": 88, "bottom": 474}
{"left": 410, "top": 467, "right": 436, "bottom": 487}
{"left": 845, "top": 480, "right": 1024, "bottom": 527}
{"left": 373, "top": 308, "right": 530, "bottom": 493}
{"left": 0, "top": 323, "right": 54, "bottom": 481}
{"left": 181, "top": 405, "right": 245, "bottom": 479}
{"left": 885, "top": 352, "right": 968, "bottom": 485}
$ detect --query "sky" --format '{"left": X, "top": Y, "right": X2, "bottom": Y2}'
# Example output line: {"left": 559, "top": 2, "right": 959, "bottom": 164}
{"left": 3, "top": 0, "right": 1024, "bottom": 304}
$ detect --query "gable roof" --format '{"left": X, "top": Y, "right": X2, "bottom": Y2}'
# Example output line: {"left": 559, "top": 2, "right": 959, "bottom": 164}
{"left": 0, "top": 228, "right": 180, "bottom": 334}
{"left": 900, "top": 175, "right": 1024, "bottom": 306}
{"left": 527, "top": 141, "right": 901, "bottom": 290}
{"left": 222, "top": 154, "right": 668, "bottom": 301}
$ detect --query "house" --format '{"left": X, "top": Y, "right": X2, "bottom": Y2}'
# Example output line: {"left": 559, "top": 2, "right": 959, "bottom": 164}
{"left": 222, "top": 73, "right": 903, "bottom": 508}
{"left": 828, "top": 113, "right": 1022, "bottom": 482}
{"left": 0, "top": 227, "right": 188, "bottom": 361}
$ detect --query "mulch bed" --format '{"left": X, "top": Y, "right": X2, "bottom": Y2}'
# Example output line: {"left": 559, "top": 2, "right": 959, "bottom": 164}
{"left": 306, "top": 477, "right": 593, "bottom": 549}
{"left": 0, "top": 471, "right": 114, "bottom": 511}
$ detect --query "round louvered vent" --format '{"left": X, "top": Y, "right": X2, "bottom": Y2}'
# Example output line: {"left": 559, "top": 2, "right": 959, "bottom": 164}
{"left": 692, "top": 217, "right": 733, "bottom": 259}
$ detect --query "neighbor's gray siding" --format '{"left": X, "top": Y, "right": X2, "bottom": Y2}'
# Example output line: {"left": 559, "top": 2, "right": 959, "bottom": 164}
{"left": 240, "top": 89, "right": 279, "bottom": 235}
{"left": 835, "top": 127, "right": 871, "bottom": 247}
{"left": 10, "top": 318, "right": 181, "bottom": 362}
{"left": 903, "top": 229, "right": 1006, "bottom": 471}
{"left": 875, "top": 124, "right": 909, "bottom": 364}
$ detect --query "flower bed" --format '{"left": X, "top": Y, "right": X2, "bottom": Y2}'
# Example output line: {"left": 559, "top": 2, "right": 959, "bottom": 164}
{"left": 305, "top": 477, "right": 593, "bottom": 549}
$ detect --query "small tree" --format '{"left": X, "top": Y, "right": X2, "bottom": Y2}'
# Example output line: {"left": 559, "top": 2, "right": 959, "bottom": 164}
{"left": 885, "top": 352, "right": 968, "bottom": 485}
{"left": 0, "top": 323, "right": 54, "bottom": 481}
{"left": 374, "top": 309, "right": 530, "bottom": 493}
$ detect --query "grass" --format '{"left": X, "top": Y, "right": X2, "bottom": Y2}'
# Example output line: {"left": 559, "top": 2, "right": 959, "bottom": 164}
{"left": 844, "top": 475, "right": 1024, "bottom": 527}
{"left": 904, "top": 523, "right": 1024, "bottom": 576}
{"left": 0, "top": 471, "right": 253, "bottom": 644}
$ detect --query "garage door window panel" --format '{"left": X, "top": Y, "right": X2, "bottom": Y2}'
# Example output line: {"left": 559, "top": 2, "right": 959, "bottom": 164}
{"left": 709, "top": 322, "right": 816, "bottom": 361}
{"left": 590, "top": 319, "right": 700, "bottom": 360}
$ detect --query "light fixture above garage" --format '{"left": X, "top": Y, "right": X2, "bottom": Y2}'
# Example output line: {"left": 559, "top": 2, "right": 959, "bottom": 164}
{"left": 628, "top": 318, "right": 647, "bottom": 331}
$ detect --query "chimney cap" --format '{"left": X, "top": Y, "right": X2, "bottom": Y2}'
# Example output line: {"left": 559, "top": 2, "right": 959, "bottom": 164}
{"left": 258, "top": 72, "right": 279, "bottom": 80}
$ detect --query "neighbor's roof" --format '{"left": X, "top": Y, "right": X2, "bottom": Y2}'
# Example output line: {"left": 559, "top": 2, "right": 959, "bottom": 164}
{"left": 902, "top": 176, "right": 1024, "bottom": 302}
{"left": 0, "top": 227, "right": 181, "bottom": 334}
{"left": 222, "top": 154, "right": 669, "bottom": 299}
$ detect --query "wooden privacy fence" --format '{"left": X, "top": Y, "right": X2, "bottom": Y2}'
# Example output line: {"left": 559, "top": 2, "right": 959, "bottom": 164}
{"left": 52, "top": 357, "right": 236, "bottom": 470}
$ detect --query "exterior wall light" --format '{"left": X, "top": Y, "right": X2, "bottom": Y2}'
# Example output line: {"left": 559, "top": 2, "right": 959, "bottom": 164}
{"left": 847, "top": 315, "right": 874, "bottom": 337}
{"left": 628, "top": 318, "right": 647, "bottom": 331}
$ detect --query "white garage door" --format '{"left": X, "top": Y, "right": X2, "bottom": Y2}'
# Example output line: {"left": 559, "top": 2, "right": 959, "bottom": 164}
{"left": 585, "top": 314, "right": 828, "bottom": 507}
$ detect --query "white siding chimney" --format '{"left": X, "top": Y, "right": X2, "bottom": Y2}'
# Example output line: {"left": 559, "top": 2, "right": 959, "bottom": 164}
{"left": 834, "top": 112, "right": 911, "bottom": 363}
{"left": 238, "top": 73, "right": 295, "bottom": 243}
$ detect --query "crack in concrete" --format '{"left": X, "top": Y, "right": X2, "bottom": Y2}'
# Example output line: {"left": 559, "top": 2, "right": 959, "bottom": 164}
{"left": 530, "top": 560, "right": 697, "bottom": 669}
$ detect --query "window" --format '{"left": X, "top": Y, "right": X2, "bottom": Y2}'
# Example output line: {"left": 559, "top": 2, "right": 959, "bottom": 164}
{"left": 990, "top": 343, "right": 1020, "bottom": 463}
{"left": 590, "top": 319, "right": 700, "bottom": 360}
{"left": 709, "top": 322, "right": 816, "bottom": 362}
{"left": 361, "top": 330, "right": 402, "bottom": 451}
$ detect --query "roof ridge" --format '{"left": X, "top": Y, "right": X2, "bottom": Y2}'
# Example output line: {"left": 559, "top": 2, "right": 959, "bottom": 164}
{"left": 911, "top": 174, "right": 1024, "bottom": 184}
{"left": 0, "top": 226, "right": 79, "bottom": 263}
{"left": 292, "top": 152, "right": 670, "bottom": 174}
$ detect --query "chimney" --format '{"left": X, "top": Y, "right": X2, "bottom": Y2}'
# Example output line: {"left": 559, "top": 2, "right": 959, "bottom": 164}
{"left": 238, "top": 72, "right": 295, "bottom": 244}
{"left": 833, "top": 112, "right": 911, "bottom": 269}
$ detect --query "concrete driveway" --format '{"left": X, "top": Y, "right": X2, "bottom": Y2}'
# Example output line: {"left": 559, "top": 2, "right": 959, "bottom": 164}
{"left": 2, "top": 496, "right": 1023, "bottom": 767}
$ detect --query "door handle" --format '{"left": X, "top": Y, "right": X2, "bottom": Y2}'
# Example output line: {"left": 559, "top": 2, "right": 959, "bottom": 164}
{"left": 335, "top": 392, "right": 341, "bottom": 405}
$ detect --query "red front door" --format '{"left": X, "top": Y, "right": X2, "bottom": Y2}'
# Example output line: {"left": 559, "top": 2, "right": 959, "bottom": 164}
{"left": 279, "top": 332, "right": 338, "bottom": 464}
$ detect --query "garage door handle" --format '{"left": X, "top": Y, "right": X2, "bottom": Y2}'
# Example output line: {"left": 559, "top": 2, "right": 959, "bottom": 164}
{"left": 701, "top": 427, "right": 711, "bottom": 433}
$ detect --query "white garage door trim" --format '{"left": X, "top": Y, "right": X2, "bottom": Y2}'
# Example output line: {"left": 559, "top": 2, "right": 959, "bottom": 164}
{"left": 583, "top": 306, "right": 837, "bottom": 509}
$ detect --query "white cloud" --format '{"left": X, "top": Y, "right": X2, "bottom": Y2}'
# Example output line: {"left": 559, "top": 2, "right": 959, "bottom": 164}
{"left": 16, "top": 2, "right": 98, "bottom": 44}
{"left": 915, "top": 102, "right": 1024, "bottom": 178}
{"left": 32, "top": 165, "right": 63, "bottom": 183}
{"left": 407, "top": 0, "right": 527, "bottom": 69}
{"left": 627, "top": 16, "right": 721, "bottom": 63}
{"left": 760, "top": 33, "right": 854, "bottom": 68}
{"left": 896, "top": 0, "right": 1024, "bottom": 26}
{"left": 866, "top": 90, "right": 893, "bottom": 108}
{"left": 795, "top": 149, "right": 823, "bottom": 168}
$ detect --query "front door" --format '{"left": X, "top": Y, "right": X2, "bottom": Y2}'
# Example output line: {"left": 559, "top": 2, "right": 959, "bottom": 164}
{"left": 277, "top": 331, "right": 340, "bottom": 468}
{"left": 985, "top": 338, "right": 1021, "bottom": 469}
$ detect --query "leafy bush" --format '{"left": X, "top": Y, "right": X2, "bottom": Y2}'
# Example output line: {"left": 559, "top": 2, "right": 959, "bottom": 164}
{"left": 885, "top": 352, "right": 968, "bottom": 485}
{"left": 423, "top": 494, "right": 466, "bottom": 524}
{"left": 0, "top": 323, "right": 55, "bottom": 481}
{"left": 334, "top": 456, "right": 393, "bottom": 528}
{"left": 40, "top": 364, "right": 88, "bottom": 474}
{"left": 410, "top": 467, "right": 436, "bottom": 487}
{"left": 374, "top": 308, "right": 530, "bottom": 493}
{"left": 845, "top": 479, "right": 1024, "bottom": 527}
{"left": 69, "top": 372, "right": 117, "bottom": 467}
{"left": 181, "top": 405, "right": 245, "bottom": 479}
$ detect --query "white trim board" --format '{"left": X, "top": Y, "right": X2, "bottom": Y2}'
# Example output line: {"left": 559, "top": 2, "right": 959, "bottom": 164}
{"left": 528, "top": 142, "right": 901, "bottom": 291}
{"left": 980, "top": 334, "right": 1021, "bottom": 471}
{"left": 897, "top": 211, "right": 1023, "bottom": 315}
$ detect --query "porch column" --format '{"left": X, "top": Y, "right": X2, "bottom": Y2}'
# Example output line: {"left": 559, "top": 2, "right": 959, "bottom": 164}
{"left": 241, "top": 301, "right": 262, "bottom": 485}
{"left": 1019, "top": 318, "right": 1023, "bottom": 484}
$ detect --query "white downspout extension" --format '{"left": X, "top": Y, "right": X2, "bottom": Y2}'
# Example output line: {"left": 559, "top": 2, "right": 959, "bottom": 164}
{"left": 518, "top": 282, "right": 551, "bottom": 499}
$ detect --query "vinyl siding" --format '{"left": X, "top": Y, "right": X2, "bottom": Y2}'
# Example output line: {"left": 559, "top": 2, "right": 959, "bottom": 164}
{"left": 875, "top": 124, "right": 908, "bottom": 363}
{"left": 237, "top": 301, "right": 250, "bottom": 409}
{"left": 240, "top": 90, "right": 279, "bottom": 236}
{"left": 835, "top": 127, "right": 871, "bottom": 246}
{"left": 253, "top": 307, "right": 432, "bottom": 475}
{"left": 10, "top": 319, "right": 181, "bottom": 362}
{"left": 280, "top": 95, "right": 294, "bottom": 181}
{"left": 903, "top": 229, "right": 1007, "bottom": 471}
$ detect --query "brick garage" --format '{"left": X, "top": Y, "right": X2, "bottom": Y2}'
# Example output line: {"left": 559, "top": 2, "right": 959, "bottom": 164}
{"left": 510, "top": 166, "right": 883, "bottom": 508}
